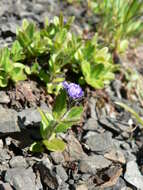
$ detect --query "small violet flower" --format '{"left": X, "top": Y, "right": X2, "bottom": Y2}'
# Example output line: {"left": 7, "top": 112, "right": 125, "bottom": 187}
{"left": 62, "top": 81, "right": 84, "bottom": 99}
{"left": 62, "top": 81, "right": 69, "bottom": 90}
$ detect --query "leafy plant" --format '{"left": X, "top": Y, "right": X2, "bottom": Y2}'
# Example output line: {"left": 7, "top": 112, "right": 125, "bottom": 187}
{"left": 0, "top": 47, "right": 27, "bottom": 87}
{"left": 75, "top": 34, "right": 116, "bottom": 88}
{"left": 0, "top": 15, "right": 116, "bottom": 90}
{"left": 16, "top": 19, "right": 49, "bottom": 59}
{"left": 30, "top": 88, "right": 83, "bottom": 152}
{"left": 15, "top": 15, "right": 82, "bottom": 94}
{"left": 88, "top": 0, "right": 143, "bottom": 54}
{"left": 15, "top": 16, "right": 116, "bottom": 92}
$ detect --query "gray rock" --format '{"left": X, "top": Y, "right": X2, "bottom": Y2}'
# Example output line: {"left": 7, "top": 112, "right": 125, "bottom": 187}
{"left": 124, "top": 151, "right": 136, "bottom": 162}
{"left": 112, "top": 79, "right": 122, "bottom": 99}
{"left": 41, "top": 157, "right": 53, "bottom": 170}
{"left": 0, "top": 91, "right": 10, "bottom": 104}
{"left": 0, "top": 180, "right": 13, "bottom": 190}
{"left": 18, "top": 106, "right": 51, "bottom": 127}
{"left": 58, "top": 182, "right": 69, "bottom": 190}
{"left": 76, "top": 184, "right": 88, "bottom": 190}
{"left": 83, "top": 118, "right": 99, "bottom": 131}
{"left": 81, "top": 174, "right": 91, "bottom": 181}
{"left": 56, "top": 165, "right": 68, "bottom": 182}
{"left": 104, "top": 149, "right": 126, "bottom": 164}
{"left": 0, "top": 109, "right": 19, "bottom": 133}
{"left": 98, "top": 116, "right": 121, "bottom": 133}
{"left": 63, "top": 134, "right": 87, "bottom": 162}
{"left": 112, "top": 177, "right": 126, "bottom": 190}
{"left": 0, "top": 139, "right": 3, "bottom": 149}
{"left": 9, "top": 156, "right": 28, "bottom": 168}
{"left": 85, "top": 131, "right": 113, "bottom": 153}
{"left": 0, "top": 149, "right": 11, "bottom": 163}
{"left": 51, "top": 152, "right": 65, "bottom": 164}
{"left": 79, "top": 155, "right": 111, "bottom": 174}
{"left": 124, "top": 160, "right": 143, "bottom": 190}
{"left": 33, "top": 3, "right": 44, "bottom": 14}
{"left": 89, "top": 97, "right": 97, "bottom": 119}
{"left": 35, "top": 174, "right": 43, "bottom": 190}
{"left": 36, "top": 159, "right": 60, "bottom": 189}
{"left": 1, "top": 22, "right": 16, "bottom": 36}
{"left": 5, "top": 167, "right": 37, "bottom": 190}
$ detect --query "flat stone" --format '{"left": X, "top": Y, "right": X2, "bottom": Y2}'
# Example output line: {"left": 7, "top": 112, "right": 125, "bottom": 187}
{"left": 51, "top": 152, "right": 65, "bottom": 164}
{"left": 0, "top": 91, "right": 10, "bottom": 104}
{"left": 124, "top": 160, "right": 143, "bottom": 189}
{"left": 112, "top": 177, "right": 126, "bottom": 190}
{"left": 35, "top": 159, "right": 60, "bottom": 189}
{"left": 88, "top": 97, "right": 97, "bottom": 119}
{"left": 0, "top": 109, "right": 19, "bottom": 133}
{"left": 9, "top": 156, "right": 28, "bottom": 168}
{"left": 85, "top": 132, "right": 113, "bottom": 153}
{"left": 18, "top": 106, "right": 51, "bottom": 127}
{"left": 63, "top": 134, "right": 87, "bottom": 162}
{"left": 58, "top": 182, "right": 69, "bottom": 190}
{"left": 1, "top": 22, "right": 17, "bottom": 36}
{"left": 79, "top": 155, "right": 111, "bottom": 174}
{"left": 104, "top": 149, "right": 126, "bottom": 164}
{"left": 55, "top": 165, "right": 68, "bottom": 182}
{"left": 5, "top": 167, "right": 37, "bottom": 190}
{"left": 0, "top": 149, "right": 11, "bottom": 163}
{"left": 0, "top": 180, "right": 13, "bottom": 190}
{"left": 33, "top": 3, "right": 44, "bottom": 14}
{"left": 76, "top": 184, "right": 88, "bottom": 190}
{"left": 0, "top": 139, "right": 3, "bottom": 149}
{"left": 83, "top": 118, "right": 98, "bottom": 131}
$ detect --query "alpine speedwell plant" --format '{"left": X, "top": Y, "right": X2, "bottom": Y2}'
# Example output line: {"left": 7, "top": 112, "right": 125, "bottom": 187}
{"left": 15, "top": 15, "right": 116, "bottom": 91}
{"left": 30, "top": 82, "right": 83, "bottom": 152}
{"left": 0, "top": 15, "right": 116, "bottom": 91}
{"left": 88, "top": 0, "right": 143, "bottom": 54}
{"left": 15, "top": 15, "right": 81, "bottom": 94}
{"left": 0, "top": 47, "right": 27, "bottom": 87}
{"left": 75, "top": 34, "right": 116, "bottom": 89}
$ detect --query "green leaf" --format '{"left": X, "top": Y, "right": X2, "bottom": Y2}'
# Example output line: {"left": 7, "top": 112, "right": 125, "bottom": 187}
{"left": 26, "top": 22, "right": 35, "bottom": 39}
{"left": 38, "top": 108, "right": 55, "bottom": 139}
{"left": 55, "top": 105, "right": 84, "bottom": 133}
{"left": 115, "top": 102, "right": 143, "bottom": 127}
{"left": 81, "top": 60, "right": 90, "bottom": 79}
{"left": 53, "top": 90, "right": 67, "bottom": 120}
{"left": 29, "top": 141, "right": 44, "bottom": 153}
{"left": 31, "top": 62, "right": 40, "bottom": 74}
{"left": 65, "top": 106, "right": 83, "bottom": 121}
{"left": 22, "top": 19, "right": 30, "bottom": 31}
{"left": 11, "top": 40, "right": 24, "bottom": 62}
{"left": 38, "top": 108, "right": 52, "bottom": 126}
{"left": 24, "top": 66, "right": 31, "bottom": 75}
{"left": 117, "top": 39, "right": 129, "bottom": 53}
{"left": 88, "top": 79, "right": 105, "bottom": 89}
{"left": 39, "top": 69, "right": 50, "bottom": 83}
{"left": 17, "top": 31, "right": 31, "bottom": 48}
{"left": 11, "top": 63, "right": 27, "bottom": 82}
{"left": 43, "top": 138, "right": 66, "bottom": 152}
{"left": 90, "top": 64, "right": 104, "bottom": 79}
{"left": 0, "top": 72, "right": 8, "bottom": 87}
{"left": 55, "top": 122, "right": 73, "bottom": 133}
{"left": 40, "top": 119, "right": 55, "bottom": 140}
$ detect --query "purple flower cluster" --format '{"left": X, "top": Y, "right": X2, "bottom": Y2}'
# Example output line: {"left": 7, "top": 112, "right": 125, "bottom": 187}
{"left": 62, "top": 81, "right": 84, "bottom": 99}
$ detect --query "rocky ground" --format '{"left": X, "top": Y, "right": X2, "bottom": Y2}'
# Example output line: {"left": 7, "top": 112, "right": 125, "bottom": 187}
{"left": 0, "top": 0, "right": 142, "bottom": 190}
